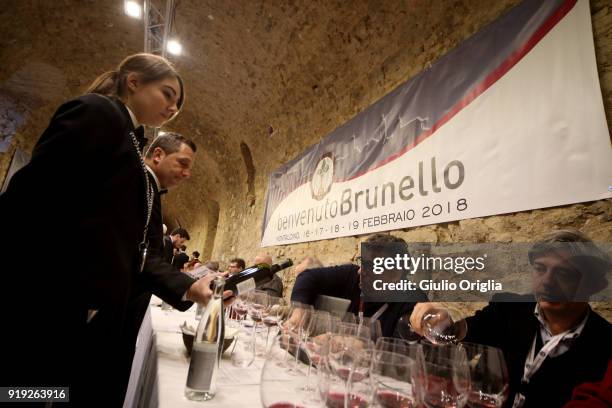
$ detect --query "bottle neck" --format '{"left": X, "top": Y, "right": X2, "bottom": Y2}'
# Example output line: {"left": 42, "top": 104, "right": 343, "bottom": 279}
{"left": 212, "top": 276, "right": 226, "bottom": 298}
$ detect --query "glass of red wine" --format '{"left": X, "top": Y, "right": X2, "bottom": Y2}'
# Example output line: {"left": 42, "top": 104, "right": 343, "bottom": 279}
{"left": 371, "top": 350, "right": 423, "bottom": 408}
{"left": 301, "top": 310, "right": 333, "bottom": 392}
{"left": 319, "top": 334, "right": 374, "bottom": 408}
{"left": 461, "top": 343, "right": 508, "bottom": 408}
{"left": 263, "top": 296, "right": 286, "bottom": 353}
{"left": 279, "top": 303, "right": 314, "bottom": 371}
{"left": 248, "top": 290, "right": 270, "bottom": 356}
{"left": 419, "top": 343, "right": 471, "bottom": 408}
{"left": 260, "top": 335, "right": 317, "bottom": 408}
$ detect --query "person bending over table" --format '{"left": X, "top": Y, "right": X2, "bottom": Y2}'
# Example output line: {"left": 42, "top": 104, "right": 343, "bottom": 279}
{"left": 289, "top": 233, "right": 428, "bottom": 338}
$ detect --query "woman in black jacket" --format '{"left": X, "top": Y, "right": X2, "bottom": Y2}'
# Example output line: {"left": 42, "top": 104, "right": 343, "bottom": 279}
{"left": 0, "top": 53, "right": 185, "bottom": 405}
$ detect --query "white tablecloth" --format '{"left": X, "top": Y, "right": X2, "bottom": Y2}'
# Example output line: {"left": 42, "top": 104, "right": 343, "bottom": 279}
{"left": 147, "top": 297, "right": 266, "bottom": 408}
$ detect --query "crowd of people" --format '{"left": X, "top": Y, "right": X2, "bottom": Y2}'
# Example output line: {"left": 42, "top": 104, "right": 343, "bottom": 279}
{"left": 0, "top": 51, "right": 609, "bottom": 408}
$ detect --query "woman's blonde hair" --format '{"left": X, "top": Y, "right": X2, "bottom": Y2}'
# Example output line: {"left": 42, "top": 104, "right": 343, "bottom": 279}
{"left": 86, "top": 53, "right": 184, "bottom": 112}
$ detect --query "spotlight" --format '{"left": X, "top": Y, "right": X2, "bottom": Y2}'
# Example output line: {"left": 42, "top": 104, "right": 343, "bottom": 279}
{"left": 167, "top": 40, "right": 183, "bottom": 56}
{"left": 124, "top": 1, "right": 142, "bottom": 18}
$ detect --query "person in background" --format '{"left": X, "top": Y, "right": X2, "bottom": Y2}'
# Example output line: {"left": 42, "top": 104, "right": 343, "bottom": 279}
{"left": 227, "top": 257, "right": 246, "bottom": 276}
{"left": 289, "top": 234, "right": 427, "bottom": 337}
{"left": 173, "top": 243, "right": 190, "bottom": 270}
{"left": 254, "top": 253, "right": 284, "bottom": 297}
{"left": 192, "top": 250, "right": 200, "bottom": 261}
{"left": 410, "top": 229, "right": 611, "bottom": 408}
{"left": 204, "top": 260, "right": 220, "bottom": 271}
{"left": 164, "top": 227, "right": 189, "bottom": 265}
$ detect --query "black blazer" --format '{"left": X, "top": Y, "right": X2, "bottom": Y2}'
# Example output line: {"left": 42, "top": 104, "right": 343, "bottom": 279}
{"left": 465, "top": 293, "right": 612, "bottom": 408}
{"left": 105, "top": 171, "right": 195, "bottom": 404}
{"left": 0, "top": 94, "right": 150, "bottom": 405}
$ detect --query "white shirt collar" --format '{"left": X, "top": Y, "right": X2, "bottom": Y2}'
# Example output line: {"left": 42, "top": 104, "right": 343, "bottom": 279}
{"left": 125, "top": 105, "right": 140, "bottom": 129}
{"left": 145, "top": 165, "right": 162, "bottom": 192}
{"left": 534, "top": 303, "right": 589, "bottom": 339}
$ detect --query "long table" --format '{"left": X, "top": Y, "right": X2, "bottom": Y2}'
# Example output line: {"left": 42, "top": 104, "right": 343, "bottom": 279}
{"left": 126, "top": 297, "right": 266, "bottom": 408}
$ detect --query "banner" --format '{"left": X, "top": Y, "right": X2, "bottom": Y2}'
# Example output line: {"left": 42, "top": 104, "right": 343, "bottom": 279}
{"left": 261, "top": 0, "right": 612, "bottom": 247}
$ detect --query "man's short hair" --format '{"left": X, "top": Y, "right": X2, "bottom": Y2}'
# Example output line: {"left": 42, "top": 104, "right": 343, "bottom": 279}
{"left": 170, "top": 227, "right": 190, "bottom": 240}
{"left": 180, "top": 244, "right": 187, "bottom": 251}
{"left": 229, "top": 258, "right": 246, "bottom": 269}
{"left": 145, "top": 132, "right": 197, "bottom": 159}
{"left": 192, "top": 251, "right": 200, "bottom": 259}
{"left": 365, "top": 233, "right": 409, "bottom": 251}
{"left": 528, "top": 229, "right": 610, "bottom": 282}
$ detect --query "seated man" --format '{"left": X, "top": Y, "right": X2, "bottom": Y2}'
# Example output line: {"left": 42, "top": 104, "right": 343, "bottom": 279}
{"left": 291, "top": 233, "right": 428, "bottom": 338}
{"left": 226, "top": 257, "right": 246, "bottom": 276}
{"left": 410, "top": 229, "right": 611, "bottom": 408}
{"left": 254, "top": 254, "right": 284, "bottom": 297}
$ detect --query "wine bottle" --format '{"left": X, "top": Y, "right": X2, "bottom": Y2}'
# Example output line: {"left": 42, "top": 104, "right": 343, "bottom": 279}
{"left": 223, "top": 259, "right": 293, "bottom": 296}
{"left": 185, "top": 276, "right": 225, "bottom": 401}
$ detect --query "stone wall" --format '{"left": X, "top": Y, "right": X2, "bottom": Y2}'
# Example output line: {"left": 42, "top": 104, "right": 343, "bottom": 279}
{"left": 0, "top": 1, "right": 610, "bottom": 319}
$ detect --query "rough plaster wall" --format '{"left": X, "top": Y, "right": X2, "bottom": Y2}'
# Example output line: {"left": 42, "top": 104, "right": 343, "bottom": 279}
{"left": 201, "top": 0, "right": 612, "bottom": 320}
{"left": 0, "top": 1, "right": 610, "bottom": 319}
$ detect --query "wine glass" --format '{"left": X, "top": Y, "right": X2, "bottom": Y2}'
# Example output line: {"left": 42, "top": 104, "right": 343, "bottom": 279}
{"left": 278, "top": 302, "right": 314, "bottom": 369}
{"left": 289, "top": 307, "right": 315, "bottom": 373}
{"left": 320, "top": 334, "right": 373, "bottom": 408}
{"left": 248, "top": 290, "right": 269, "bottom": 356}
{"left": 371, "top": 351, "right": 423, "bottom": 408}
{"left": 262, "top": 296, "right": 286, "bottom": 352}
{"left": 335, "top": 322, "right": 372, "bottom": 346}
{"left": 260, "top": 335, "right": 319, "bottom": 408}
{"left": 359, "top": 316, "right": 383, "bottom": 343}
{"left": 301, "top": 310, "right": 333, "bottom": 392}
{"left": 461, "top": 343, "right": 509, "bottom": 408}
{"left": 421, "top": 306, "right": 467, "bottom": 345}
{"left": 419, "top": 343, "right": 471, "bottom": 408}
{"left": 394, "top": 314, "right": 424, "bottom": 343}
{"left": 375, "top": 337, "right": 412, "bottom": 356}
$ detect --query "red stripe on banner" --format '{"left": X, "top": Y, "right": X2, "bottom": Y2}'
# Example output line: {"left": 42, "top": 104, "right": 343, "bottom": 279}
{"left": 342, "top": 0, "right": 577, "bottom": 183}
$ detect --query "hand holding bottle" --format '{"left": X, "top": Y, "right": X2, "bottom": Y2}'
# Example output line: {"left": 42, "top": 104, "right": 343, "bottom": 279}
{"left": 186, "top": 272, "right": 233, "bottom": 306}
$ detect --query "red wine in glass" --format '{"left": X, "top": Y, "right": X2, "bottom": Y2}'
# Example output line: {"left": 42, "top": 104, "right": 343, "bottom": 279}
{"left": 333, "top": 367, "right": 366, "bottom": 382}
{"left": 234, "top": 306, "right": 248, "bottom": 316}
{"left": 326, "top": 391, "right": 367, "bottom": 408}
{"left": 266, "top": 403, "right": 305, "bottom": 408}
{"left": 264, "top": 316, "right": 279, "bottom": 327}
{"left": 376, "top": 389, "right": 416, "bottom": 408}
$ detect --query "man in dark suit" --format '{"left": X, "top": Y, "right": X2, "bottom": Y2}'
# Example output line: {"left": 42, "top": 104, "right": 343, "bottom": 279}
{"left": 163, "top": 227, "right": 190, "bottom": 265}
{"left": 411, "top": 230, "right": 611, "bottom": 408}
{"left": 173, "top": 243, "right": 190, "bottom": 270}
{"left": 109, "top": 132, "right": 208, "bottom": 404}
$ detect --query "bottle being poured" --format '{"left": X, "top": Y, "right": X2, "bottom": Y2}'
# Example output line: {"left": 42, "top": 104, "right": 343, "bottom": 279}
{"left": 185, "top": 276, "right": 225, "bottom": 401}
{"left": 223, "top": 259, "right": 293, "bottom": 298}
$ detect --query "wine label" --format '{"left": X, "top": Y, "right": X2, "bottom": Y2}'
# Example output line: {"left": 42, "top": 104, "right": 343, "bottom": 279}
{"left": 235, "top": 278, "right": 256, "bottom": 295}
{"left": 186, "top": 342, "right": 218, "bottom": 390}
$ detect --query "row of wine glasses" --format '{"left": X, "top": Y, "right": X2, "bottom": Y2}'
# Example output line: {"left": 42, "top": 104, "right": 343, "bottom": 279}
{"left": 261, "top": 334, "right": 509, "bottom": 408}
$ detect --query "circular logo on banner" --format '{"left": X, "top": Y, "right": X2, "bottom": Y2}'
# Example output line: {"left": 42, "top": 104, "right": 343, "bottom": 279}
{"left": 311, "top": 154, "right": 334, "bottom": 201}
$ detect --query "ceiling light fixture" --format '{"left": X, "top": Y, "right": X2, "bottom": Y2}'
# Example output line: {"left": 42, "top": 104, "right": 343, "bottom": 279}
{"left": 124, "top": 1, "right": 142, "bottom": 19}
{"left": 166, "top": 39, "right": 182, "bottom": 56}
